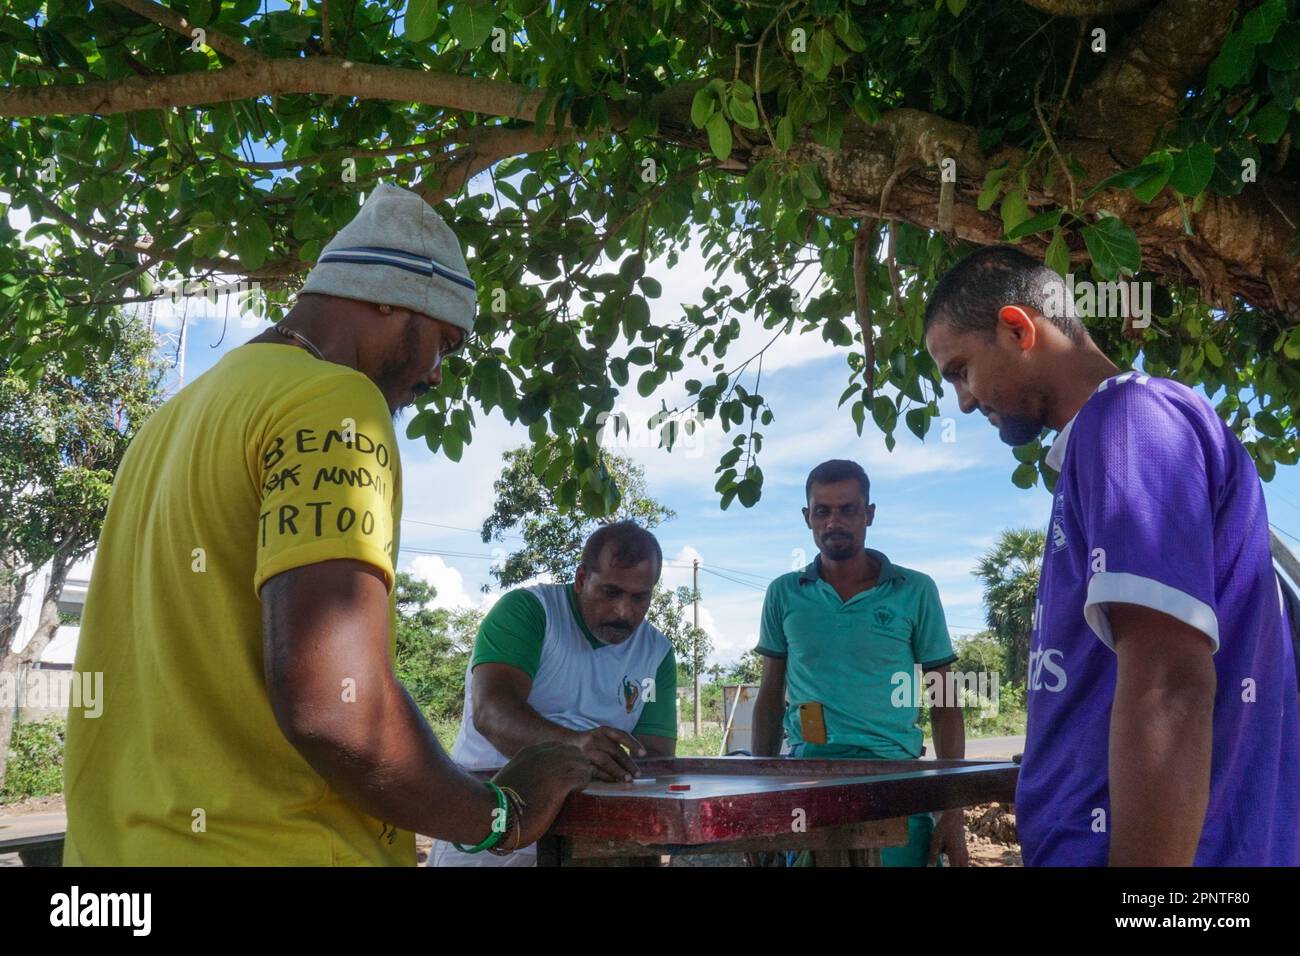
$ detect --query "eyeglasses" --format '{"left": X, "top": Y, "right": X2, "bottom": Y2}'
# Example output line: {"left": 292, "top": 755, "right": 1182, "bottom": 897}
{"left": 379, "top": 302, "right": 472, "bottom": 357}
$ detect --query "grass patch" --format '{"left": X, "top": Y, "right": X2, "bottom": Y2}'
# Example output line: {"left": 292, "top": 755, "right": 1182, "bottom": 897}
{"left": 1, "top": 717, "right": 66, "bottom": 804}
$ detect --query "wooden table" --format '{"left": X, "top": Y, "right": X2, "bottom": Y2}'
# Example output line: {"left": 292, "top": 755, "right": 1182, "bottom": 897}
{"left": 0, "top": 812, "right": 66, "bottom": 867}
{"left": 516, "top": 756, "right": 1019, "bottom": 866}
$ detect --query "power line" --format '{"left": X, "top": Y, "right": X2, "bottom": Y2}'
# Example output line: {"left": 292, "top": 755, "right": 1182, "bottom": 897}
{"left": 401, "top": 518, "right": 526, "bottom": 541}
{"left": 399, "top": 545, "right": 499, "bottom": 561}
{"left": 699, "top": 566, "right": 768, "bottom": 593}
{"left": 1271, "top": 522, "right": 1300, "bottom": 545}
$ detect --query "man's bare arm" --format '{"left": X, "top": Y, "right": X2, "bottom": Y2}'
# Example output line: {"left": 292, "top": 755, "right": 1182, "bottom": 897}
{"left": 926, "top": 665, "right": 966, "bottom": 759}
{"left": 925, "top": 664, "right": 969, "bottom": 866}
{"left": 1107, "top": 601, "right": 1216, "bottom": 867}
{"left": 261, "top": 559, "right": 590, "bottom": 845}
{"left": 751, "top": 654, "right": 787, "bottom": 756}
{"left": 635, "top": 733, "right": 676, "bottom": 758}
{"left": 472, "top": 662, "right": 643, "bottom": 781}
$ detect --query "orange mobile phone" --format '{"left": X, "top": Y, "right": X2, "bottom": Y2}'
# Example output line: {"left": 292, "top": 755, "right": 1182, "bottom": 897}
{"left": 798, "top": 702, "right": 828, "bottom": 745}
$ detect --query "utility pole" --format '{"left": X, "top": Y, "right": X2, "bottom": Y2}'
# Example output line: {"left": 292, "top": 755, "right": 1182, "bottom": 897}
{"left": 693, "top": 558, "right": 701, "bottom": 737}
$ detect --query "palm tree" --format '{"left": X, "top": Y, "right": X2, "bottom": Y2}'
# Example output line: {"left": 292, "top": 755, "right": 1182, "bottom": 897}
{"left": 973, "top": 529, "right": 1046, "bottom": 688}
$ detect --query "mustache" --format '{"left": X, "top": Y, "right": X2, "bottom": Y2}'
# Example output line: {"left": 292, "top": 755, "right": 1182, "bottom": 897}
{"left": 601, "top": 620, "right": 636, "bottom": 631}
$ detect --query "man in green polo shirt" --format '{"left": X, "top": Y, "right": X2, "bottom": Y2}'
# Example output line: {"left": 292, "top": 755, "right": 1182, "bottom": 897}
{"left": 429, "top": 520, "right": 678, "bottom": 866}
{"left": 752, "top": 459, "right": 969, "bottom": 866}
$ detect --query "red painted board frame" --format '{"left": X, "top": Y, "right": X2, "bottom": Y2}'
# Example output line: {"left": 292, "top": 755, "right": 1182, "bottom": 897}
{"left": 475, "top": 756, "right": 1018, "bottom": 846}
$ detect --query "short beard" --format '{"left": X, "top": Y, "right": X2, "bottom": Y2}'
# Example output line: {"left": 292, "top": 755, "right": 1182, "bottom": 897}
{"left": 375, "top": 316, "right": 423, "bottom": 418}
{"left": 996, "top": 384, "right": 1051, "bottom": 447}
{"left": 820, "top": 536, "right": 857, "bottom": 560}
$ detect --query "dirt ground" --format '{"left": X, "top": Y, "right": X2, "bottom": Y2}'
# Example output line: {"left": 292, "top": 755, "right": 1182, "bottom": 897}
{"left": 4, "top": 795, "right": 1022, "bottom": 866}
{"left": 0, "top": 794, "right": 65, "bottom": 816}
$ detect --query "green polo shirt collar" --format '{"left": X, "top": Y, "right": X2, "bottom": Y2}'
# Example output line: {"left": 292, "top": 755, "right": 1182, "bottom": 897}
{"left": 798, "top": 548, "right": 904, "bottom": 589}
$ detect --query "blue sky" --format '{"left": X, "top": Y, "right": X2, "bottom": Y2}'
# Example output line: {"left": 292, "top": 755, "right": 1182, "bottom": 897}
{"left": 149, "top": 239, "right": 1300, "bottom": 668}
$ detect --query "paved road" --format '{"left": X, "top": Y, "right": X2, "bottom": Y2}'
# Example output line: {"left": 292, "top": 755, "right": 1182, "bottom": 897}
{"left": 923, "top": 734, "right": 1025, "bottom": 761}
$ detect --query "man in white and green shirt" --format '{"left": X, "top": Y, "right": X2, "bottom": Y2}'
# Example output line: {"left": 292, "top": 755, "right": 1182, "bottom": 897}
{"left": 429, "top": 521, "right": 677, "bottom": 867}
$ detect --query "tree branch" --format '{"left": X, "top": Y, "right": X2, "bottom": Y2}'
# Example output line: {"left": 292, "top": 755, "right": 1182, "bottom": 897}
{"left": 25, "top": 191, "right": 304, "bottom": 280}
{"left": 1068, "top": 0, "right": 1238, "bottom": 165}
{"left": 0, "top": 57, "right": 548, "bottom": 120}
{"left": 421, "top": 125, "right": 578, "bottom": 204}
{"left": 108, "top": 0, "right": 265, "bottom": 63}
{"left": 1020, "top": 0, "right": 1154, "bottom": 13}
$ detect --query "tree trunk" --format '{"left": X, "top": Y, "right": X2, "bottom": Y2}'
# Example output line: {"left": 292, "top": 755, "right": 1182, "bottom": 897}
{"left": 0, "top": 552, "right": 35, "bottom": 659}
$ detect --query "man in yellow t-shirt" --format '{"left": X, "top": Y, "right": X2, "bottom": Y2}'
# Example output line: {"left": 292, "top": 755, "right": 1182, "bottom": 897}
{"left": 63, "top": 184, "right": 590, "bottom": 865}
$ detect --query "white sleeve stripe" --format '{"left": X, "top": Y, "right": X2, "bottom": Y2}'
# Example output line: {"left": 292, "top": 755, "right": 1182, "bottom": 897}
{"left": 1084, "top": 571, "right": 1220, "bottom": 653}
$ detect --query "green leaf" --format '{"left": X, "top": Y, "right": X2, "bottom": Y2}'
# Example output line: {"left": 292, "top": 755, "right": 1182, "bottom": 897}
{"left": 1083, "top": 162, "right": 1166, "bottom": 201}
{"left": 729, "top": 94, "right": 760, "bottom": 130}
{"left": 1250, "top": 99, "right": 1291, "bottom": 143}
{"left": 999, "top": 190, "right": 1030, "bottom": 236}
{"left": 1004, "top": 208, "right": 1063, "bottom": 241}
{"left": 870, "top": 395, "right": 897, "bottom": 433}
{"left": 905, "top": 407, "right": 929, "bottom": 440}
{"left": 236, "top": 218, "right": 273, "bottom": 271}
{"left": 690, "top": 87, "right": 716, "bottom": 128}
{"left": 625, "top": 294, "right": 650, "bottom": 327}
{"left": 192, "top": 225, "right": 225, "bottom": 259}
{"left": 442, "top": 425, "right": 464, "bottom": 462}
{"left": 1203, "top": 340, "right": 1224, "bottom": 368}
{"left": 977, "top": 166, "right": 1007, "bottom": 211}
{"left": 636, "top": 370, "right": 657, "bottom": 397}
{"left": 1261, "top": 22, "right": 1300, "bottom": 70}
{"left": 1241, "top": 1, "right": 1286, "bottom": 45}
{"left": 1167, "top": 143, "right": 1215, "bottom": 196}
{"left": 736, "top": 478, "right": 761, "bottom": 508}
{"left": 1044, "top": 228, "right": 1070, "bottom": 276}
{"left": 43, "top": 28, "right": 88, "bottom": 71}
{"left": 450, "top": 0, "right": 496, "bottom": 48}
{"left": 797, "top": 164, "right": 821, "bottom": 199}
{"left": 1207, "top": 29, "right": 1257, "bottom": 91}
{"left": 1081, "top": 216, "right": 1140, "bottom": 280}
{"left": 807, "top": 28, "right": 836, "bottom": 80}
{"left": 705, "top": 112, "right": 733, "bottom": 161}
{"left": 1131, "top": 151, "right": 1175, "bottom": 203}
{"left": 1011, "top": 461, "right": 1038, "bottom": 489}
{"left": 946, "top": 0, "right": 968, "bottom": 14}
{"left": 775, "top": 116, "right": 794, "bottom": 152}
{"left": 1284, "top": 327, "right": 1300, "bottom": 360}
{"left": 1012, "top": 442, "right": 1040, "bottom": 463}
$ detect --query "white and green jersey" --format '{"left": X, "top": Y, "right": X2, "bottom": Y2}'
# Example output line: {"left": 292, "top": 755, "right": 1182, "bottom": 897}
{"left": 449, "top": 582, "right": 678, "bottom": 771}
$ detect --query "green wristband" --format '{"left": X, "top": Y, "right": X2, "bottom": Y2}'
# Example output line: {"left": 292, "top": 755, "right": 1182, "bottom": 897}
{"left": 453, "top": 782, "right": 508, "bottom": 854}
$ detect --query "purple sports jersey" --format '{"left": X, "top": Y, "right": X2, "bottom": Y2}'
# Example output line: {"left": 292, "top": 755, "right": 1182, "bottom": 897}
{"left": 1016, "top": 371, "right": 1300, "bottom": 866}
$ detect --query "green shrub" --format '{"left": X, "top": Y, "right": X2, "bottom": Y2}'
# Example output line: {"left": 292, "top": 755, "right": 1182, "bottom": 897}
{"left": 1, "top": 716, "right": 66, "bottom": 803}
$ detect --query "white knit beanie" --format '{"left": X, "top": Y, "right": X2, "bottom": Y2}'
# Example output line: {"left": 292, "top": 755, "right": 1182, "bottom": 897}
{"left": 299, "top": 183, "right": 477, "bottom": 334}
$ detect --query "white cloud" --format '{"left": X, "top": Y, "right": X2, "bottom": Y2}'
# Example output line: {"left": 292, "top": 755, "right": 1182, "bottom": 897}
{"left": 407, "top": 554, "right": 493, "bottom": 612}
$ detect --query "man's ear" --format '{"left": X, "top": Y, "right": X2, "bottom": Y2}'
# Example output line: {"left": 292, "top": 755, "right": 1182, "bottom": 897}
{"left": 865, "top": 503, "right": 876, "bottom": 527}
{"left": 801, "top": 506, "right": 811, "bottom": 528}
{"left": 998, "top": 305, "right": 1038, "bottom": 351}
{"left": 574, "top": 564, "right": 586, "bottom": 591}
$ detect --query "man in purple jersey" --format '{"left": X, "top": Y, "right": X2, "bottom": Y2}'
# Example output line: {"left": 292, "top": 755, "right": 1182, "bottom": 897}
{"left": 923, "top": 245, "right": 1300, "bottom": 866}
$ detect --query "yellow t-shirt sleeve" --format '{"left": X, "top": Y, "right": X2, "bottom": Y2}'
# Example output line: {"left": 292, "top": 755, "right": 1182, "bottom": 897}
{"left": 252, "top": 373, "right": 400, "bottom": 596}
